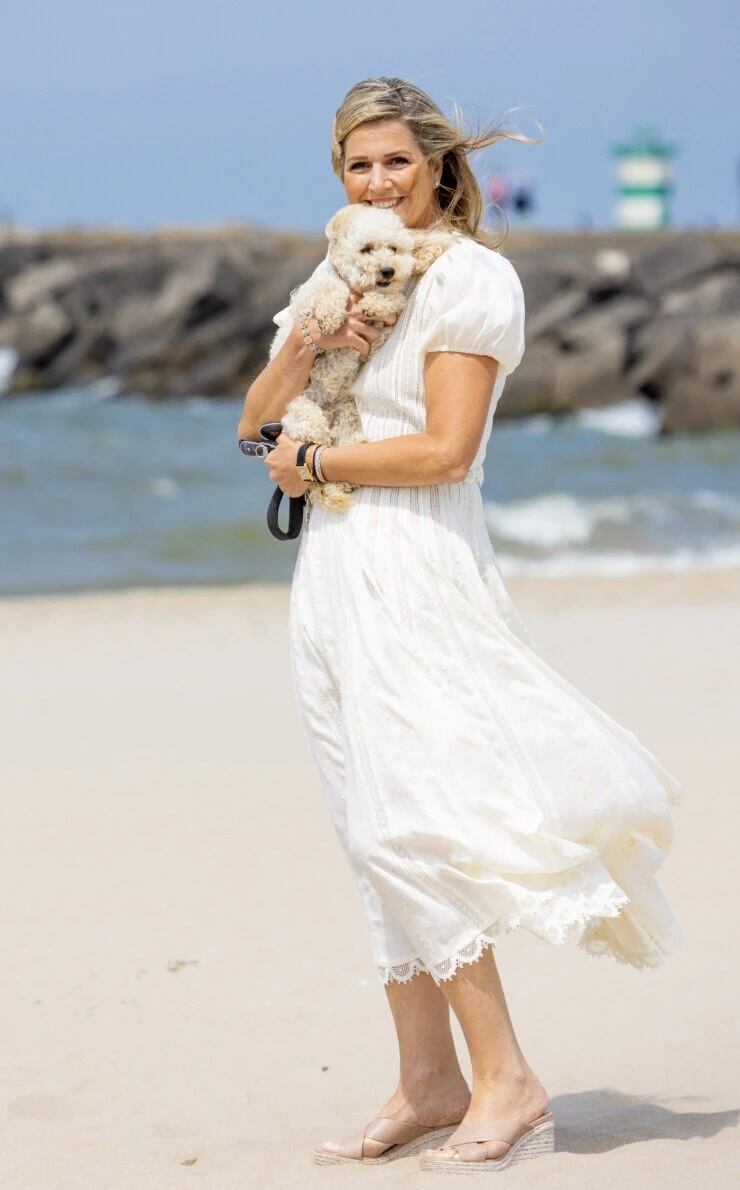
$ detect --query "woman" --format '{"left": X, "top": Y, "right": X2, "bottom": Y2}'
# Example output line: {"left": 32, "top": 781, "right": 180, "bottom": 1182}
{"left": 237, "top": 77, "right": 682, "bottom": 1172}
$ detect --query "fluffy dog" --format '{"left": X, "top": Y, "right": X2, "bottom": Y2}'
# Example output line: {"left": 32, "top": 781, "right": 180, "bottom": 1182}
{"left": 277, "top": 203, "right": 452, "bottom": 511}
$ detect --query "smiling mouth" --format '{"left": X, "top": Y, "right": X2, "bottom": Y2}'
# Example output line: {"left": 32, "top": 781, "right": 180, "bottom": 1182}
{"left": 366, "top": 198, "right": 403, "bottom": 208}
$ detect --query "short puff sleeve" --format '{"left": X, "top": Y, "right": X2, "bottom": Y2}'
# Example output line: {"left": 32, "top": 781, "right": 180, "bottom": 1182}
{"left": 420, "top": 241, "right": 525, "bottom": 376}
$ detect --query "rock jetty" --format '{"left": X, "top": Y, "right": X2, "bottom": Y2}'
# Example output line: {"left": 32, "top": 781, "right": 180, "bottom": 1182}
{"left": 1, "top": 224, "right": 738, "bottom": 432}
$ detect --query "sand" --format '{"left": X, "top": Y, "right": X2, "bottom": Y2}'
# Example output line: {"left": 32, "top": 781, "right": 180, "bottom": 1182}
{"left": 1, "top": 569, "right": 738, "bottom": 1188}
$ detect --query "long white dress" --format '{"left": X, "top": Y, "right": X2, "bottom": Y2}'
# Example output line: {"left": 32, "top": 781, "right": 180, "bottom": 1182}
{"left": 270, "top": 231, "right": 682, "bottom": 985}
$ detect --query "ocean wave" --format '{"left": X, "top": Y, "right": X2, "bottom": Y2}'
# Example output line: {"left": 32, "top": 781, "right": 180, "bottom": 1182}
{"left": 484, "top": 489, "right": 740, "bottom": 552}
{"left": 689, "top": 489, "right": 740, "bottom": 517}
{"left": 502, "top": 397, "right": 662, "bottom": 440}
{"left": 486, "top": 493, "right": 638, "bottom": 548}
{"left": 151, "top": 476, "right": 179, "bottom": 499}
{"left": 0, "top": 347, "right": 18, "bottom": 394}
{"left": 497, "top": 545, "right": 740, "bottom": 578}
{"left": 573, "top": 397, "right": 662, "bottom": 438}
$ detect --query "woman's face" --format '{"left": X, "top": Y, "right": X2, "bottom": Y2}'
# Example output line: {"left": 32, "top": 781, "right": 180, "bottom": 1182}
{"left": 341, "top": 119, "right": 442, "bottom": 230}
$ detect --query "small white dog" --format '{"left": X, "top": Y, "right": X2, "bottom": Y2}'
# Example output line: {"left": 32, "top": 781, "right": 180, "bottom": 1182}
{"left": 277, "top": 203, "right": 452, "bottom": 511}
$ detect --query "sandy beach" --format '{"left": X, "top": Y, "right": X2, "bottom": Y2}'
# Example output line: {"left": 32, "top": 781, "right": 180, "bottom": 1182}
{"left": 1, "top": 568, "right": 738, "bottom": 1188}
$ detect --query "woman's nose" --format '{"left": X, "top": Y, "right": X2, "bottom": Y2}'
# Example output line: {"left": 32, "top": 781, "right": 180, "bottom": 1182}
{"left": 368, "top": 165, "right": 393, "bottom": 191}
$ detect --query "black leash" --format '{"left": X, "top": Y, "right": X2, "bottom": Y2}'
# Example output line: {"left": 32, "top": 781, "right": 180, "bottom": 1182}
{"left": 238, "top": 421, "right": 305, "bottom": 541}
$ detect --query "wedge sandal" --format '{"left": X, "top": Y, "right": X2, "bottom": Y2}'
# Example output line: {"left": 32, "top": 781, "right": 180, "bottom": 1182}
{"left": 313, "top": 1116, "right": 460, "bottom": 1165}
{"left": 418, "top": 1111, "right": 555, "bottom": 1172}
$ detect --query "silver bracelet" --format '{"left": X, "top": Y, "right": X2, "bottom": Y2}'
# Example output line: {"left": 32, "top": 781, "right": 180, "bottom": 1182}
{"left": 313, "top": 444, "right": 326, "bottom": 483}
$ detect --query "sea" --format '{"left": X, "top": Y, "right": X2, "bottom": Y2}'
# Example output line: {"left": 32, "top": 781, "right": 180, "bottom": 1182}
{"left": 2, "top": 373, "right": 740, "bottom": 598}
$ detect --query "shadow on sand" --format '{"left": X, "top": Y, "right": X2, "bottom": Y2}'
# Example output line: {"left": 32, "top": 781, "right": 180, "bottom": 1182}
{"left": 552, "top": 1088, "right": 739, "bottom": 1153}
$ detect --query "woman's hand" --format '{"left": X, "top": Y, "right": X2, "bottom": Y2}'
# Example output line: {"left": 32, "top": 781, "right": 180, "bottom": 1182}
{"left": 265, "top": 432, "right": 312, "bottom": 497}
{"left": 309, "top": 293, "right": 397, "bottom": 360}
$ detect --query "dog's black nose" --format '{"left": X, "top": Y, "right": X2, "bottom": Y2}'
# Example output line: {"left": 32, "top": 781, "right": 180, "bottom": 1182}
{"left": 380, "top": 267, "right": 395, "bottom": 279}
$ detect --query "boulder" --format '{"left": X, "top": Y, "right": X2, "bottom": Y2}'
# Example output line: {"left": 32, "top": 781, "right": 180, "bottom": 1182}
{"left": 496, "top": 340, "right": 562, "bottom": 418}
{"left": 525, "top": 284, "right": 588, "bottom": 338}
{"left": 6, "top": 258, "right": 80, "bottom": 314}
{"left": 9, "top": 300, "right": 74, "bottom": 362}
{"left": 632, "top": 239, "right": 723, "bottom": 296}
{"left": 660, "top": 313, "right": 740, "bottom": 433}
{"left": 556, "top": 295, "right": 653, "bottom": 350}
{"left": 660, "top": 266, "right": 740, "bottom": 316}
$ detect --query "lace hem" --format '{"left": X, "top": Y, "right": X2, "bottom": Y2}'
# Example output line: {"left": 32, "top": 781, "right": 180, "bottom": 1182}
{"left": 377, "top": 878, "right": 632, "bottom": 987}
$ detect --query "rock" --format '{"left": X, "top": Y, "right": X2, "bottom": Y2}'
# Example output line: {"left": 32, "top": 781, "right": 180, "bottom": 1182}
{"left": 594, "top": 248, "right": 632, "bottom": 281}
{"left": 660, "top": 267, "right": 740, "bottom": 316}
{"left": 499, "top": 332, "right": 630, "bottom": 419}
{"left": 556, "top": 295, "right": 653, "bottom": 350}
{"left": 632, "top": 239, "right": 723, "bottom": 296}
{"left": 6, "top": 258, "right": 80, "bottom": 314}
{"left": 1, "top": 225, "right": 739, "bottom": 431}
{"left": 10, "top": 300, "right": 74, "bottom": 362}
{"left": 496, "top": 341, "right": 563, "bottom": 418}
{"left": 626, "top": 315, "right": 692, "bottom": 390}
{"left": 525, "top": 285, "right": 587, "bottom": 337}
{"left": 661, "top": 313, "right": 740, "bottom": 433}
{"left": 553, "top": 332, "right": 629, "bottom": 410}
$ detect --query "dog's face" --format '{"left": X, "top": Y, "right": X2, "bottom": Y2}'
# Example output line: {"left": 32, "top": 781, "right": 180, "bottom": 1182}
{"left": 325, "top": 205, "right": 418, "bottom": 294}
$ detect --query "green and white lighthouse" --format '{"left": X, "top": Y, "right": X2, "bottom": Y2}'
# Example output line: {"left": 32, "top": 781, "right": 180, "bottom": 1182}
{"left": 611, "top": 124, "right": 678, "bottom": 230}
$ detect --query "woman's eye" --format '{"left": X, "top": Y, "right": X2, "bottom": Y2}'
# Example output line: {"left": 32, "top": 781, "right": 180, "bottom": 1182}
{"left": 348, "top": 157, "right": 409, "bottom": 170}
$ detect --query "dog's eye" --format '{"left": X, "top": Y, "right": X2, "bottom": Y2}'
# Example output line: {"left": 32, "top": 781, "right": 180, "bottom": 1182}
{"left": 360, "top": 244, "right": 374, "bottom": 254}
{"left": 389, "top": 246, "right": 397, "bottom": 253}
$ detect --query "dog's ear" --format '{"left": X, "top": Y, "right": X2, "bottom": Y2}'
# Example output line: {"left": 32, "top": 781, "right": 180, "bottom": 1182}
{"left": 325, "top": 205, "right": 359, "bottom": 242}
{"left": 411, "top": 229, "right": 454, "bottom": 274}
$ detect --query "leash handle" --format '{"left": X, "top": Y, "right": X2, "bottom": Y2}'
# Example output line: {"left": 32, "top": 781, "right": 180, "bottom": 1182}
{"left": 260, "top": 422, "right": 305, "bottom": 541}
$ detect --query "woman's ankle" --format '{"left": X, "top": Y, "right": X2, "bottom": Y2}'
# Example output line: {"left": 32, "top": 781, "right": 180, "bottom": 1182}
{"left": 379, "top": 1068, "right": 470, "bottom": 1122}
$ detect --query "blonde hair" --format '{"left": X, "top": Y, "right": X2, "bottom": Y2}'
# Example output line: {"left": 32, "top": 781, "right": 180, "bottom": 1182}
{"left": 331, "top": 77, "right": 541, "bottom": 250}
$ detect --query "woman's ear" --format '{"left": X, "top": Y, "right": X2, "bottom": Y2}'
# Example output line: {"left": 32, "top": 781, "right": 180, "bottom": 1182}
{"left": 325, "top": 205, "right": 358, "bottom": 242}
{"left": 411, "top": 229, "right": 454, "bottom": 274}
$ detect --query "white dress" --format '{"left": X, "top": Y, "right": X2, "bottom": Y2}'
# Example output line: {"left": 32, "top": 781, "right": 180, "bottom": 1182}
{"left": 270, "top": 231, "right": 682, "bottom": 985}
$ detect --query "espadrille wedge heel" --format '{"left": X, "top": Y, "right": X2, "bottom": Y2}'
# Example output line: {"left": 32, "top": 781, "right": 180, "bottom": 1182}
{"left": 418, "top": 1111, "right": 555, "bottom": 1173}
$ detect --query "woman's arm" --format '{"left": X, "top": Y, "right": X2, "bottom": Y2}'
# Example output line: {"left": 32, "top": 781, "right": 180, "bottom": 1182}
{"left": 266, "top": 351, "right": 500, "bottom": 494}
{"left": 237, "top": 322, "right": 316, "bottom": 441}
{"left": 236, "top": 297, "right": 392, "bottom": 441}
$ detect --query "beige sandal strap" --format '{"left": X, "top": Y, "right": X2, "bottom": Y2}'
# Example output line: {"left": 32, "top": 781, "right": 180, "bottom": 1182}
{"left": 448, "top": 1112, "right": 553, "bottom": 1152}
{"left": 364, "top": 1116, "right": 437, "bottom": 1147}
{"left": 327, "top": 1116, "right": 437, "bottom": 1159}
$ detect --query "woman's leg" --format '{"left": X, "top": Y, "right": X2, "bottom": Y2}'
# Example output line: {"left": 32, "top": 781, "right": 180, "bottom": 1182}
{"left": 431, "top": 947, "right": 549, "bottom": 1160}
{"left": 318, "top": 972, "right": 470, "bottom": 1157}
{"left": 378, "top": 973, "right": 471, "bottom": 1122}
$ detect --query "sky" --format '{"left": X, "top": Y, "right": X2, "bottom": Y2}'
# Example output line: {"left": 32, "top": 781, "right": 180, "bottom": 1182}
{"left": 2, "top": 0, "right": 739, "bottom": 234}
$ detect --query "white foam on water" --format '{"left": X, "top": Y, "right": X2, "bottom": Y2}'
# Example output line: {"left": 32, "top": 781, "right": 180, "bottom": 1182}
{"left": 0, "top": 347, "right": 18, "bottom": 393}
{"left": 87, "top": 376, "right": 122, "bottom": 400}
{"left": 497, "top": 544, "right": 740, "bottom": 578}
{"left": 519, "top": 413, "right": 555, "bottom": 435}
{"left": 151, "top": 476, "right": 179, "bottom": 499}
{"left": 485, "top": 493, "right": 632, "bottom": 549}
{"left": 690, "top": 489, "right": 740, "bottom": 517}
{"left": 573, "top": 397, "right": 662, "bottom": 438}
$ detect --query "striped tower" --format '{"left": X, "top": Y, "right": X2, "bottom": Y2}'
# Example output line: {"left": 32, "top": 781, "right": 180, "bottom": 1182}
{"left": 611, "top": 123, "right": 678, "bottom": 230}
